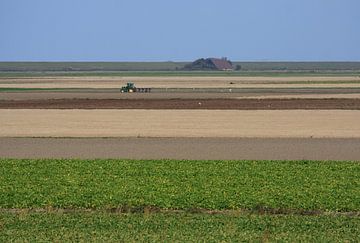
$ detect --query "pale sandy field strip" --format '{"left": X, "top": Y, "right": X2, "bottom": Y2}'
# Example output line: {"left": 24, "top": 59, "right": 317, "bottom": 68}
{"left": 1, "top": 137, "right": 359, "bottom": 160}
{"left": 242, "top": 93, "right": 360, "bottom": 99}
{"left": 2, "top": 83, "right": 360, "bottom": 89}
{"left": 1, "top": 109, "right": 360, "bottom": 138}
{"left": 2, "top": 92, "right": 360, "bottom": 101}
{"left": 1, "top": 76, "right": 360, "bottom": 89}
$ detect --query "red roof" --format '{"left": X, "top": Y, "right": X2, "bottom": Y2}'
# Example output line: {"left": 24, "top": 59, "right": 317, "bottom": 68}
{"left": 209, "top": 58, "right": 233, "bottom": 70}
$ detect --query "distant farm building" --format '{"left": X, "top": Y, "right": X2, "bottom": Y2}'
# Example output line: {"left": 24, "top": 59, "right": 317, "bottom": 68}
{"left": 184, "top": 58, "right": 234, "bottom": 71}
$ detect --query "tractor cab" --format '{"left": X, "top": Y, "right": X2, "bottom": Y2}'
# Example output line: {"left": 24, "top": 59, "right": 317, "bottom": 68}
{"left": 121, "top": 82, "right": 136, "bottom": 93}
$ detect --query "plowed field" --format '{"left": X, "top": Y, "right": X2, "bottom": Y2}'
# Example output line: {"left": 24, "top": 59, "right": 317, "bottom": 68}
{"left": 0, "top": 98, "right": 360, "bottom": 109}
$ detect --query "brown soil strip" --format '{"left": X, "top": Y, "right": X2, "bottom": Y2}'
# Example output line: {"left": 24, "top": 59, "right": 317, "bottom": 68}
{"left": 1, "top": 98, "right": 360, "bottom": 110}
{"left": 0, "top": 207, "right": 358, "bottom": 217}
{"left": 2, "top": 91, "right": 360, "bottom": 102}
{"left": 1, "top": 138, "right": 360, "bottom": 161}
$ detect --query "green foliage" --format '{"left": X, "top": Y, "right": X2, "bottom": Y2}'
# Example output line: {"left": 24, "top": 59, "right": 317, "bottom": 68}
{"left": 183, "top": 58, "right": 219, "bottom": 70}
{"left": 0, "top": 212, "right": 359, "bottom": 242}
{"left": 1, "top": 159, "right": 359, "bottom": 241}
{"left": 0, "top": 159, "right": 359, "bottom": 211}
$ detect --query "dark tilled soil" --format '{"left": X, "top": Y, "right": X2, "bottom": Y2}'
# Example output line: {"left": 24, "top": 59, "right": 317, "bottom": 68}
{"left": 1, "top": 98, "right": 360, "bottom": 109}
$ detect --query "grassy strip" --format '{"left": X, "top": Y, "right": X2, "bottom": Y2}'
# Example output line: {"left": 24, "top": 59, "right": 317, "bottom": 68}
{"left": 0, "top": 88, "right": 87, "bottom": 92}
{"left": 0, "top": 62, "right": 188, "bottom": 72}
{"left": 1, "top": 71, "right": 360, "bottom": 78}
{"left": 0, "top": 87, "right": 113, "bottom": 92}
{"left": 1, "top": 61, "right": 360, "bottom": 72}
{"left": 0, "top": 159, "right": 359, "bottom": 211}
{"left": 0, "top": 212, "right": 358, "bottom": 242}
{"left": 259, "top": 80, "right": 360, "bottom": 84}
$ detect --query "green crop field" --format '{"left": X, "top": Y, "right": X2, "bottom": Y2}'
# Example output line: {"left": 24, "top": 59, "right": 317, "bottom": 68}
{"left": 1, "top": 159, "right": 359, "bottom": 241}
{"left": 1, "top": 212, "right": 359, "bottom": 242}
{"left": 1, "top": 159, "right": 359, "bottom": 210}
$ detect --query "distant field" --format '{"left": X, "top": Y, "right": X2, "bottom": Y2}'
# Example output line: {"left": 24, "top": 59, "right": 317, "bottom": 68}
{"left": 1, "top": 62, "right": 360, "bottom": 78}
{"left": 1, "top": 71, "right": 360, "bottom": 78}
{"left": 237, "top": 62, "right": 360, "bottom": 71}
{"left": 1, "top": 62, "right": 360, "bottom": 72}
{"left": 0, "top": 62, "right": 187, "bottom": 72}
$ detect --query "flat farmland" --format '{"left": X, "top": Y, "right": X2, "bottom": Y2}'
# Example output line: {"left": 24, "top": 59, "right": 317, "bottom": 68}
{"left": 1, "top": 138, "right": 359, "bottom": 160}
{"left": 1, "top": 72, "right": 360, "bottom": 242}
{"left": 1, "top": 109, "right": 360, "bottom": 138}
{"left": 1, "top": 61, "right": 360, "bottom": 72}
{"left": 1, "top": 212, "right": 359, "bottom": 242}
{"left": 1, "top": 98, "right": 360, "bottom": 109}
{"left": 2, "top": 75, "right": 360, "bottom": 101}
{"left": 1, "top": 76, "right": 360, "bottom": 89}
{"left": 1, "top": 74, "right": 360, "bottom": 159}
{"left": 1, "top": 158, "right": 359, "bottom": 241}
{"left": 3, "top": 91, "right": 360, "bottom": 101}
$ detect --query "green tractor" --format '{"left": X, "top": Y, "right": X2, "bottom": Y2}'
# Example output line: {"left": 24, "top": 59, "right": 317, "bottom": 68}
{"left": 121, "top": 82, "right": 137, "bottom": 93}
{"left": 120, "top": 82, "right": 151, "bottom": 93}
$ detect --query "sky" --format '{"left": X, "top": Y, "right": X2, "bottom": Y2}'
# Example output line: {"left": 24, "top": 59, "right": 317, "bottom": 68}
{"left": 0, "top": 0, "right": 359, "bottom": 61}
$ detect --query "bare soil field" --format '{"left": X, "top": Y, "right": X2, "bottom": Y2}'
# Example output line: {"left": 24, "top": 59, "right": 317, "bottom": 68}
{"left": 1, "top": 98, "right": 360, "bottom": 110}
{"left": 1, "top": 137, "right": 359, "bottom": 161}
{"left": 1, "top": 75, "right": 360, "bottom": 161}
{"left": 244, "top": 93, "right": 360, "bottom": 99}
{"left": 0, "top": 92, "right": 254, "bottom": 100}
{"left": 1, "top": 109, "right": 359, "bottom": 138}
{"left": 2, "top": 88, "right": 360, "bottom": 101}
{"left": 1, "top": 76, "right": 360, "bottom": 89}
{"left": 2, "top": 76, "right": 360, "bottom": 82}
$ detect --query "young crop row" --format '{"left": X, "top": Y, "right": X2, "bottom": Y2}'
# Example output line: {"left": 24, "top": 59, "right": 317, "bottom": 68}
{"left": 0, "top": 159, "right": 359, "bottom": 211}
{"left": 0, "top": 212, "right": 359, "bottom": 242}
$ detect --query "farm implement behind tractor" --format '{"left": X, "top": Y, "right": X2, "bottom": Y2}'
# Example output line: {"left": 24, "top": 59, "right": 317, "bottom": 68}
{"left": 121, "top": 83, "right": 151, "bottom": 93}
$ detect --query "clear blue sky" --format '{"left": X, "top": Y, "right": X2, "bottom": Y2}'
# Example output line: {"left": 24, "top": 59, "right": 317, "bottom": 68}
{"left": 0, "top": 0, "right": 359, "bottom": 61}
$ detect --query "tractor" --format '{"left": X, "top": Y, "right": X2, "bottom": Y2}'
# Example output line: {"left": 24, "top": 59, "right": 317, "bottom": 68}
{"left": 120, "top": 82, "right": 151, "bottom": 93}
{"left": 121, "top": 82, "right": 137, "bottom": 93}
